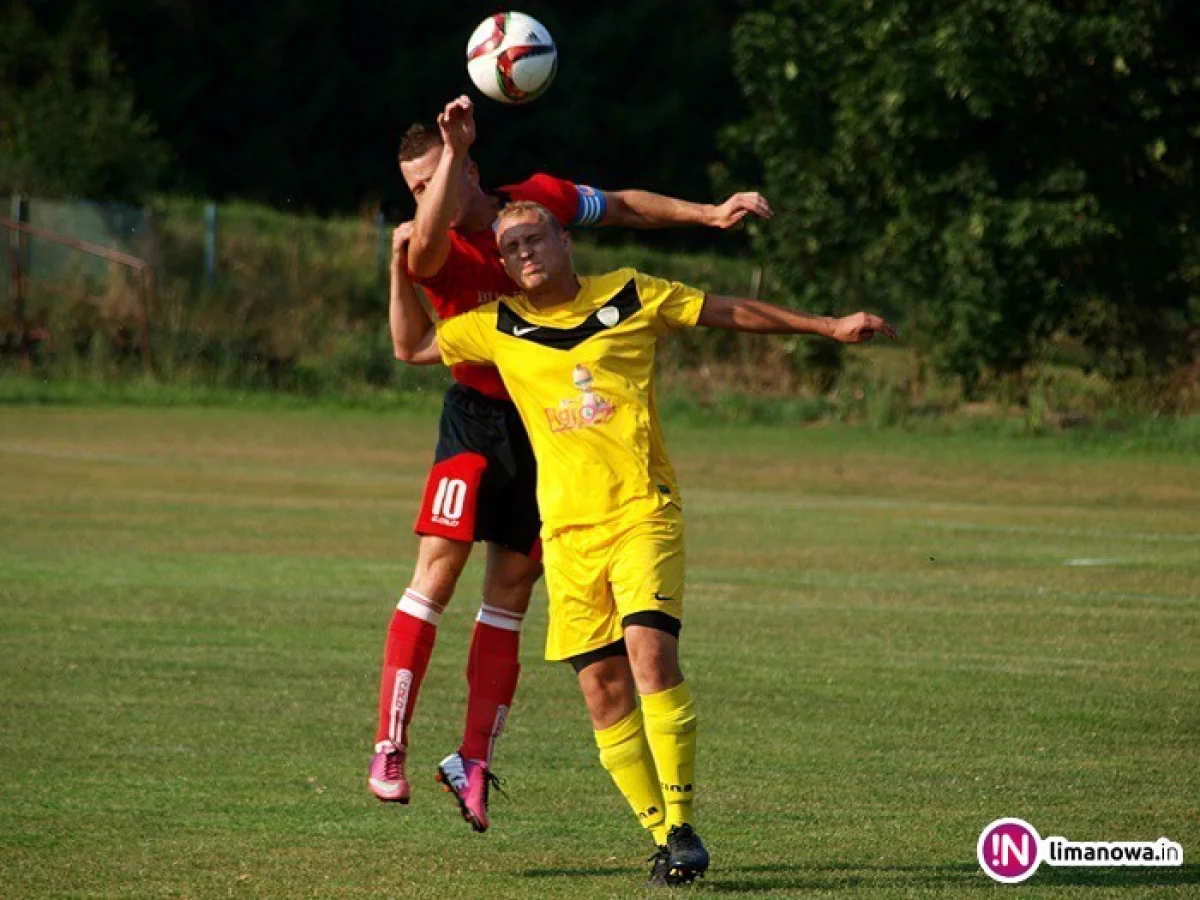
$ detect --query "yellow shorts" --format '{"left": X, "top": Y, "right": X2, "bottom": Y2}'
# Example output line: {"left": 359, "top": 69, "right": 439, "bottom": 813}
{"left": 541, "top": 504, "right": 686, "bottom": 661}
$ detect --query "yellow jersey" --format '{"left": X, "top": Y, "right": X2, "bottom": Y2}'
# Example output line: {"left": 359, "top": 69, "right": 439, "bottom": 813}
{"left": 436, "top": 268, "right": 706, "bottom": 536}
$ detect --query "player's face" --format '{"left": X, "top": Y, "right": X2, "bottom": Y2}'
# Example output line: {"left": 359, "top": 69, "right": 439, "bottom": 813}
{"left": 497, "top": 213, "right": 571, "bottom": 291}
{"left": 399, "top": 145, "right": 475, "bottom": 227}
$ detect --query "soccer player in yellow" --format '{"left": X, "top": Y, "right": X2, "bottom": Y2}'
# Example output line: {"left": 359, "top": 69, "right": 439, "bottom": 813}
{"left": 401, "top": 200, "right": 896, "bottom": 886}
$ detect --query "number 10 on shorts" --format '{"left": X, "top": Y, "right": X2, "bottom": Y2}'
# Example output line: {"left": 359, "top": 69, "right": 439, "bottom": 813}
{"left": 432, "top": 477, "right": 468, "bottom": 523}
{"left": 414, "top": 452, "right": 487, "bottom": 541}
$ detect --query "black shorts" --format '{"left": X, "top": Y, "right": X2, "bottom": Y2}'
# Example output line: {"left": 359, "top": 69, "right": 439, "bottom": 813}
{"left": 413, "top": 383, "right": 541, "bottom": 558}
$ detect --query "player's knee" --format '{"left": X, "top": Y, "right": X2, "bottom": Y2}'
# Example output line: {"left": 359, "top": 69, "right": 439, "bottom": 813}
{"left": 623, "top": 620, "right": 683, "bottom": 692}
{"left": 630, "top": 656, "right": 683, "bottom": 695}
{"left": 575, "top": 655, "right": 637, "bottom": 728}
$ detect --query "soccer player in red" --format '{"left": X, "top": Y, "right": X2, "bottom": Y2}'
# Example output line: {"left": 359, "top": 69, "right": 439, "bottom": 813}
{"left": 370, "top": 95, "right": 772, "bottom": 831}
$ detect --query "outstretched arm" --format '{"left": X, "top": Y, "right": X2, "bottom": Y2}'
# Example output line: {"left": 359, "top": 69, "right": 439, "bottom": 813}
{"left": 600, "top": 189, "right": 772, "bottom": 230}
{"left": 389, "top": 222, "right": 436, "bottom": 362}
{"left": 407, "top": 96, "right": 475, "bottom": 278}
{"left": 697, "top": 294, "right": 898, "bottom": 343}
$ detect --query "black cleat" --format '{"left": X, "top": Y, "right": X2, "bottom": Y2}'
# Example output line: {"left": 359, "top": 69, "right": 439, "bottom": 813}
{"left": 665, "top": 824, "right": 709, "bottom": 885}
{"left": 647, "top": 845, "right": 672, "bottom": 886}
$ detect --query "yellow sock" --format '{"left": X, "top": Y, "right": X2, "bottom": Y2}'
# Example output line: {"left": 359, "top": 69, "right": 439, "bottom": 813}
{"left": 595, "top": 709, "right": 667, "bottom": 844}
{"left": 640, "top": 681, "right": 697, "bottom": 829}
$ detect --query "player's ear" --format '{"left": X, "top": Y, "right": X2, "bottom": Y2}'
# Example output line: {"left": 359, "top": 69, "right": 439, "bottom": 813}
{"left": 561, "top": 230, "right": 572, "bottom": 254}
{"left": 464, "top": 158, "right": 480, "bottom": 186}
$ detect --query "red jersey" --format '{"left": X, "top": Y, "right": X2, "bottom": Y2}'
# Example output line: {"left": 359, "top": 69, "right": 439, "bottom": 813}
{"left": 412, "top": 173, "right": 608, "bottom": 399}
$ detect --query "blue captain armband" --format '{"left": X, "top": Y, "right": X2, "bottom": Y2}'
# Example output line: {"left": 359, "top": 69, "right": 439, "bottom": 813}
{"left": 573, "top": 185, "right": 608, "bottom": 226}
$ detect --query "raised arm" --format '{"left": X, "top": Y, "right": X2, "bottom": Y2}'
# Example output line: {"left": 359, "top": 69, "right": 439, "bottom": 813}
{"left": 389, "top": 221, "right": 437, "bottom": 362}
{"left": 697, "top": 294, "right": 898, "bottom": 343}
{"left": 600, "top": 189, "right": 773, "bottom": 230}
{"left": 407, "top": 97, "right": 475, "bottom": 278}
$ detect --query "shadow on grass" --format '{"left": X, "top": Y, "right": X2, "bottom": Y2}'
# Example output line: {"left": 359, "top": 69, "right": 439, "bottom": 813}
{"left": 520, "top": 861, "right": 1200, "bottom": 893}
{"left": 521, "top": 864, "right": 641, "bottom": 878}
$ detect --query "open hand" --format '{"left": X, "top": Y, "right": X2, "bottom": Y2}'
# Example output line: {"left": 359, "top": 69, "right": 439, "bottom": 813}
{"left": 830, "top": 312, "right": 898, "bottom": 343}
{"left": 709, "top": 192, "right": 773, "bottom": 229}
{"left": 437, "top": 95, "right": 476, "bottom": 155}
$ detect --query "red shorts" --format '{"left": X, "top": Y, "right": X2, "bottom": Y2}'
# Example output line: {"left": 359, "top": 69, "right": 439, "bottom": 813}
{"left": 414, "top": 384, "right": 541, "bottom": 558}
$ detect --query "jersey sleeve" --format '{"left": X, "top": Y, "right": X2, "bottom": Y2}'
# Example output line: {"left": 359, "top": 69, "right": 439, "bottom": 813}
{"left": 504, "top": 173, "right": 608, "bottom": 227}
{"left": 635, "top": 271, "right": 706, "bottom": 333}
{"left": 437, "top": 306, "right": 497, "bottom": 366}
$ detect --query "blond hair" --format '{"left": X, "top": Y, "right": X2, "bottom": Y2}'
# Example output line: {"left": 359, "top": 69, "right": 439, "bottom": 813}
{"left": 496, "top": 200, "right": 563, "bottom": 237}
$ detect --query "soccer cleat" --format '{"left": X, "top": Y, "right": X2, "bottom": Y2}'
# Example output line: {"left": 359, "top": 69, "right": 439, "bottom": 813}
{"left": 665, "top": 824, "right": 709, "bottom": 885}
{"left": 435, "top": 751, "right": 501, "bottom": 832}
{"left": 646, "top": 845, "right": 672, "bottom": 886}
{"left": 368, "top": 740, "right": 410, "bottom": 803}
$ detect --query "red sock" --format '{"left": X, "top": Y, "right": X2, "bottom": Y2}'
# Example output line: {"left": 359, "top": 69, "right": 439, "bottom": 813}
{"left": 375, "top": 588, "right": 441, "bottom": 747}
{"left": 459, "top": 604, "right": 523, "bottom": 764}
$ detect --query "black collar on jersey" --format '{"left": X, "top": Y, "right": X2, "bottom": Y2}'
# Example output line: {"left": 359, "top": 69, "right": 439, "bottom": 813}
{"left": 496, "top": 278, "right": 642, "bottom": 350}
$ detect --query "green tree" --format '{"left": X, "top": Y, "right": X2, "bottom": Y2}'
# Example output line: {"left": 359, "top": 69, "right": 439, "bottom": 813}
{"left": 0, "top": 1, "right": 167, "bottom": 199}
{"left": 726, "top": 0, "right": 1199, "bottom": 393}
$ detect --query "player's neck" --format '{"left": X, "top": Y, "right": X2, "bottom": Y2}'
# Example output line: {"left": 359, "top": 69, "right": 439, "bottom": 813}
{"left": 526, "top": 274, "right": 582, "bottom": 310}
{"left": 458, "top": 190, "right": 498, "bottom": 231}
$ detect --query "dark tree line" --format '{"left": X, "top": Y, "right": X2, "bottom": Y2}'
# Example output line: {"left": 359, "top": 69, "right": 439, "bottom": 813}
{"left": 1, "top": 0, "right": 750, "bottom": 232}
{"left": 3, "top": 0, "right": 1197, "bottom": 391}
{"left": 726, "top": 0, "right": 1199, "bottom": 390}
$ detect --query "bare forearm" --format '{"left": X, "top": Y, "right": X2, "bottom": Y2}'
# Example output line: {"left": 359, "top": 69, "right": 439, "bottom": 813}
{"left": 389, "top": 263, "right": 433, "bottom": 361}
{"left": 698, "top": 295, "right": 835, "bottom": 337}
{"left": 604, "top": 189, "right": 714, "bottom": 229}
{"left": 407, "top": 149, "right": 465, "bottom": 275}
{"left": 405, "top": 326, "right": 443, "bottom": 366}
{"left": 698, "top": 294, "right": 897, "bottom": 343}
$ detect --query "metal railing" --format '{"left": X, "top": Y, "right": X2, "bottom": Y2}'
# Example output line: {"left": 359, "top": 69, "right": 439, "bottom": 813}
{"left": 2, "top": 215, "right": 157, "bottom": 365}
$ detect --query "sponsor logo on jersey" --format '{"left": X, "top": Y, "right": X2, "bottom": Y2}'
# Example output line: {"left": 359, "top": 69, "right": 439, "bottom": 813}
{"left": 545, "top": 363, "right": 616, "bottom": 433}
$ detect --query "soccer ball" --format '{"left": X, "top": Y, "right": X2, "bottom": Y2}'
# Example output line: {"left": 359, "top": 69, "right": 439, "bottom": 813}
{"left": 466, "top": 12, "right": 557, "bottom": 105}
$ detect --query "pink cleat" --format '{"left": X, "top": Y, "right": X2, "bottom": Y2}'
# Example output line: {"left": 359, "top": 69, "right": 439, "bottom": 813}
{"left": 435, "top": 752, "right": 501, "bottom": 832}
{"left": 368, "top": 740, "right": 410, "bottom": 803}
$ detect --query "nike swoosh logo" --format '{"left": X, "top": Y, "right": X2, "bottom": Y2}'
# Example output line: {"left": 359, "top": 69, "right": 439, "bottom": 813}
{"left": 513, "top": 325, "right": 540, "bottom": 336}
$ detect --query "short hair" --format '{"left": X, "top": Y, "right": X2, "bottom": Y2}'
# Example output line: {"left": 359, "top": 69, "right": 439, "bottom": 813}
{"left": 398, "top": 124, "right": 443, "bottom": 163}
{"left": 496, "top": 200, "right": 563, "bottom": 239}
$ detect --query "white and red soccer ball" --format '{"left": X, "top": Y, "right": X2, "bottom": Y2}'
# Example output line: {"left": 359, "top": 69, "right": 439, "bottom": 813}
{"left": 466, "top": 11, "right": 557, "bottom": 105}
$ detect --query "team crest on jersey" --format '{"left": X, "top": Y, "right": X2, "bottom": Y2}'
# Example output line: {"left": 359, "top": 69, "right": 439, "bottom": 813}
{"left": 545, "top": 364, "right": 615, "bottom": 433}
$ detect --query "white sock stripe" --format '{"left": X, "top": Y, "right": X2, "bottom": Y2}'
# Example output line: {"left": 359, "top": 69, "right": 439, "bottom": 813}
{"left": 403, "top": 587, "right": 435, "bottom": 607}
{"left": 476, "top": 605, "right": 524, "bottom": 632}
{"left": 398, "top": 589, "right": 442, "bottom": 625}
{"left": 477, "top": 607, "right": 525, "bottom": 628}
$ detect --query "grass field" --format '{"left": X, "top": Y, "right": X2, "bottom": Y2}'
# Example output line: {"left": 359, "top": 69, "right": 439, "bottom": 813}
{"left": 1, "top": 405, "right": 1197, "bottom": 898}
